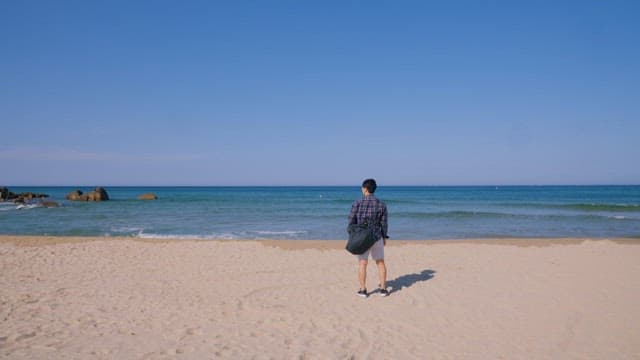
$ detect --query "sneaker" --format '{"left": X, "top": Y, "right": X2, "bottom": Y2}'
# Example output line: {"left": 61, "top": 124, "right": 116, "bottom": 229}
{"left": 357, "top": 289, "right": 368, "bottom": 298}
{"left": 379, "top": 288, "right": 389, "bottom": 297}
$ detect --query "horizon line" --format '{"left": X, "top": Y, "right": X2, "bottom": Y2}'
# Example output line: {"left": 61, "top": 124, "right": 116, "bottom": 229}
{"left": 3, "top": 184, "right": 640, "bottom": 188}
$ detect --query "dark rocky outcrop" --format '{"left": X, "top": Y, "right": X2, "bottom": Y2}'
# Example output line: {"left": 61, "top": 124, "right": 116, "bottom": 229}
{"left": 1, "top": 187, "right": 49, "bottom": 203}
{"left": 137, "top": 193, "right": 158, "bottom": 200}
{"left": 66, "top": 187, "right": 109, "bottom": 201}
{"left": 17, "top": 192, "right": 48, "bottom": 201}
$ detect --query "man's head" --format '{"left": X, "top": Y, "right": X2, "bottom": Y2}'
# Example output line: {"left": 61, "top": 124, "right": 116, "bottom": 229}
{"left": 361, "top": 178, "right": 377, "bottom": 195}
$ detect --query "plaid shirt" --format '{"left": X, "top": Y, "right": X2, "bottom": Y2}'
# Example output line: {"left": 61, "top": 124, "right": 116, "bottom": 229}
{"left": 348, "top": 195, "right": 388, "bottom": 240}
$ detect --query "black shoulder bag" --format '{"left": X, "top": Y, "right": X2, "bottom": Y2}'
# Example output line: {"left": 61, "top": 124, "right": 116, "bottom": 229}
{"left": 346, "top": 214, "right": 378, "bottom": 255}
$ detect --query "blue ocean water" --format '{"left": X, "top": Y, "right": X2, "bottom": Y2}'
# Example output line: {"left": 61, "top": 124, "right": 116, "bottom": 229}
{"left": 1, "top": 186, "right": 639, "bottom": 240}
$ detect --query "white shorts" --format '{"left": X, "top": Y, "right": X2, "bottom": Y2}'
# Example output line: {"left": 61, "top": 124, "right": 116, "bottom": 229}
{"left": 357, "top": 238, "right": 384, "bottom": 261}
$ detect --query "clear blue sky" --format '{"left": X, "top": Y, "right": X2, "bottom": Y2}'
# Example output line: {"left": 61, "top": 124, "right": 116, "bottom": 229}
{"left": 2, "top": 1, "right": 639, "bottom": 186}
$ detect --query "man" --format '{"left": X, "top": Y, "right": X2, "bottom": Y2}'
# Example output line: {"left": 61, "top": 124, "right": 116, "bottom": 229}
{"left": 348, "top": 178, "right": 389, "bottom": 297}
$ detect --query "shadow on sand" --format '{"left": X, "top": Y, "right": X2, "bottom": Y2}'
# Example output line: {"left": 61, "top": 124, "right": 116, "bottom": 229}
{"left": 387, "top": 269, "right": 436, "bottom": 294}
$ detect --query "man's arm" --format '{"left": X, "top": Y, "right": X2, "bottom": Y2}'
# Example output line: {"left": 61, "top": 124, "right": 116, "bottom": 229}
{"left": 381, "top": 203, "right": 389, "bottom": 244}
{"left": 348, "top": 201, "right": 359, "bottom": 225}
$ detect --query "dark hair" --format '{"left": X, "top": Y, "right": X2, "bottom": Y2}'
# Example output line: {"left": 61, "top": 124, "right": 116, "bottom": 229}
{"left": 362, "top": 178, "right": 377, "bottom": 194}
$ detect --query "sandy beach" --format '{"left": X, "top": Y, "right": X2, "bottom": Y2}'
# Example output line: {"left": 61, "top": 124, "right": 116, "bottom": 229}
{"left": 1, "top": 236, "right": 639, "bottom": 359}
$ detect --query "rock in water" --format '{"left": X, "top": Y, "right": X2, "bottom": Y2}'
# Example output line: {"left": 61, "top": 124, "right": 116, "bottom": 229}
{"left": 66, "top": 188, "right": 109, "bottom": 201}
{"left": 86, "top": 187, "right": 109, "bottom": 201}
{"left": 41, "top": 201, "right": 59, "bottom": 208}
{"left": 137, "top": 193, "right": 158, "bottom": 200}
{"left": 66, "top": 190, "right": 86, "bottom": 201}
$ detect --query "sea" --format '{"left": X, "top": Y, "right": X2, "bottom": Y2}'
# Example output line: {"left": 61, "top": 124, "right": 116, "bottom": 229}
{"left": 1, "top": 186, "right": 639, "bottom": 240}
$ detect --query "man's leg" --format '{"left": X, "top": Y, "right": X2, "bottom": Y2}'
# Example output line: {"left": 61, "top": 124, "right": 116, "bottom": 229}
{"left": 370, "top": 240, "right": 387, "bottom": 290}
{"left": 358, "top": 259, "right": 368, "bottom": 290}
{"left": 376, "top": 259, "right": 387, "bottom": 289}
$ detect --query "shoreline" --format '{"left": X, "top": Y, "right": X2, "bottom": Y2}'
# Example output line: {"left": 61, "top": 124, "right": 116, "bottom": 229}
{"left": 1, "top": 234, "right": 639, "bottom": 249}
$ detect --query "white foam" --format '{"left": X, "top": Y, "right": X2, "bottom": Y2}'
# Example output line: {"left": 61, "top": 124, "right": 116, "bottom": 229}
{"left": 16, "top": 204, "right": 40, "bottom": 210}
{"left": 252, "top": 230, "right": 308, "bottom": 235}
{"left": 135, "top": 230, "right": 309, "bottom": 240}
{"left": 136, "top": 232, "right": 239, "bottom": 240}
{"left": 109, "top": 226, "right": 145, "bottom": 234}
